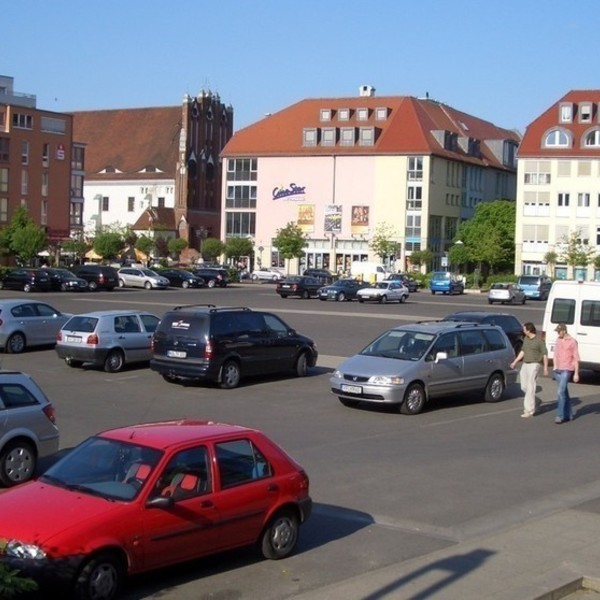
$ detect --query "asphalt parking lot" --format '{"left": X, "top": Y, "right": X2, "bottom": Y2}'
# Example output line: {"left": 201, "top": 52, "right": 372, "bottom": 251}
{"left": 2, "top": 284, "right": 600, "bottom": 599}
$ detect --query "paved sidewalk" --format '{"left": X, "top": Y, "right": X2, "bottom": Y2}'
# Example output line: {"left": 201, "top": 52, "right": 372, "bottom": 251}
{"left": 293, "top": 505, "right": 600, "bottom": 600}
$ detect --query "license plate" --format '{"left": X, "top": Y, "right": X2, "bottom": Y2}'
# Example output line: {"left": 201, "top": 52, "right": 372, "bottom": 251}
{"left": 282, "top": 284, "right": 291, "bottom": 289}
{"left": 341, "top": 384, "right": 362, "bottom": 394}
{"left": 167, "top": 350, "right": 187, "bottom": 358}
{"left": 66, "top": 336, "right": 81, "bottom": 343}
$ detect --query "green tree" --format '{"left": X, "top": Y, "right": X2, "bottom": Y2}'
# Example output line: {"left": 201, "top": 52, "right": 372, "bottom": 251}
{"left": 273, "top": 222, "right": 306, "bottom": 263}
{"left": 135, "top": 235, "right": 154, "bottom": 260}
{"left": 544, "top": 250, "right": 558, "bottom": 278}
{"left": 62, "top": 238, "right": 89, "bottom": 265}
{"left": 559, "top": 229, "right": 596, "bottom": 278}
{"left": 168, "top": 237, "right": 188, "bottom": 260}
{"left": 11, "top": 222, "right": 47, "bottom": 265}
{"left": 154, "top": 236, "right": 169, "bottom": 258}
{"left": 93, "top": 230, "right": 124, "bottom": 260}
{"left": 202, "top": 238, "right": 225, "bottom": 262}
{"left": 0, "top": 207, "right": 40, "bottom": 260}
{"left": 369, "top": 223, "right": 398, "bottom": 265}
{"left": 409, "top": 248, "right": 433, "bottom": 271}
{"left": 224, "top": 237, "right": 253, "bottom": 265}
{"left": 453, "top": 200, "right": 516, "bottom": 274}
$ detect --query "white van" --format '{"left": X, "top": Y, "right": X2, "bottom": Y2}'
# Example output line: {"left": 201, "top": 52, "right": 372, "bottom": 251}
{"left": 350, "top": 261, "right": 390, "bottom": 283}
{"left": 542, "top": 280, "right": 600, "bottom": 371}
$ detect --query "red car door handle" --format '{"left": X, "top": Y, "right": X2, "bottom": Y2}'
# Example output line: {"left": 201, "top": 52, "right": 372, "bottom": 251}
{"left": 267, "top": 484, "right": 279, "bottom": 492}
{"left": 200, "top": 500, "right": 215, "bottom": 508}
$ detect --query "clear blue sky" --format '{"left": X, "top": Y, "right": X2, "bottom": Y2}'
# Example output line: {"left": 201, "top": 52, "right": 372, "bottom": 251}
{"left": 3, "top": 0, "right": 597, "bottom": 134}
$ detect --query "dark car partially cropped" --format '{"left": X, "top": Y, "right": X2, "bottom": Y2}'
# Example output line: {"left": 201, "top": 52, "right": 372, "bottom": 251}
{"left": 192, "top": 267, "right": 229, "bottom": 288}
{"left": 71, "top": 265, "right": 119, "bottom": 291}
{"left": 160, "top": 269, "right": 205, "bottom": 288}
{"left": 303, "top": 268, "right": 335, "bottom": 285}
{"left": 318, "top": 278, "right": 369, "bottom": 301}
{"left": 276, "top": 276, "right": 322, "bottom": 299}
{"left": 386, "top": 273, "right": 419, "bottom": 293}
{"left": 442, "top": 311, "right": 524, "bottom": 355}
{"left": 45, "top": 268, "right": 88, "bottom": 292}
{"left": 0, "top": 268, "right": 51, "bottom": 293}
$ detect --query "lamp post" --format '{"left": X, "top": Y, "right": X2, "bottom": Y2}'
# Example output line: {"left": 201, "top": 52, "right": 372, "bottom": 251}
{"left": 93, "top": 194, "right": 103, "bottom": 230}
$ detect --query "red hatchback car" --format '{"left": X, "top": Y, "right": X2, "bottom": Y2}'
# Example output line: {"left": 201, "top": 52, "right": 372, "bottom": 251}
{"left": 0, "top": 420, "right": 312, "bottom": 599}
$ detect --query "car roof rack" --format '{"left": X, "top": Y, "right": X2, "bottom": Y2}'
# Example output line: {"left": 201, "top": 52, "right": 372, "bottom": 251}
{"left": 172, "top": 304, "right": 251, "bottom": 313}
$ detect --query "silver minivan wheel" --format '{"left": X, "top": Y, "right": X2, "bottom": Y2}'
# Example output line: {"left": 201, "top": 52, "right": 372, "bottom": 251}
{"left": 484, "top": 373, "right": 505, "bottom": 402}
{"left": 400, "top": 383, "right": 426, "bottom": 415}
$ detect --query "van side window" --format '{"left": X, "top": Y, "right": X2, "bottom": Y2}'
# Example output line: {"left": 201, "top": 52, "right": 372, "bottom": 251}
{"left": 482, "top": 328, "right": 506, "bottom": 351}
{"left": 458, "top": 330, "right": 487, "bottom": 355}
{"left": 581, "top": 300, "right": 600, "bottom": 327}
{"left": 550, "top": 298, "right": 575, "bottom": 325}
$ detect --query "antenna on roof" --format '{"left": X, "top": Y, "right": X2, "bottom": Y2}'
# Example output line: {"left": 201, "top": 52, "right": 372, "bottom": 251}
{"left": 426, "top": 91, "right": 429, "bottom": 99}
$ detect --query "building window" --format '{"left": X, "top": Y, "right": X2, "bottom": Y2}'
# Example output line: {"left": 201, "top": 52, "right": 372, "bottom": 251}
{"left": 558, "top": 193, "right": 570, "bottom": 207}
{"left": 338, "top": 108, "right": 350, "bottom": 121}
{"left": 70, "top": 202, "right": 83, "bottom": 226}
{"left": 21, "top": 169, "right": 28, "bottom": 195}
{"left": 584, "top": 129, "right": 600, "bottom": 147}
{"left": 358, "top": 127, "right": 374, "bottom": 146}
{"left": 375, "top": 107, "right": 388, "bottom": 121}
{"left": 302, "top": 128, "right": 318, "bottom": 147}
{"left": 157, "top": 197, "right": 165, "bottom": 208}
{"left": 407, "top": 186, "right": 422, "bottom": 210}
{"left": 226, "top": 158, "right": 257, "bottom": 181}
{"left": 408, "top": 157, "right": 423, "bottom": 181}
{"left": 320, "top": 108, "right": 332, "bottom": 122}
{"left": 0, "top": 168, "right": 7, "bottom": 193}
{"left": 21, "top": 141, "right": 29, "bottom": 165}
{"left": 357, "top": 108, "right": 369, "bottom": 121}
{"left": 71, "top": 145, "right": 84, "bottom": 170}
{"left": 503, "top": 141, "right": 517, "bottom": 168}
{"left": 0, "top": 197, "right": 7, "bottom": 222}
{"left": 70, "top": 174, "right": 83, "bottom": 198}
{"left": 40, "top": 116, "right": 66, "bottom": 134}
{"left": 41, "top": 200, "right": 47, "bottom": 225}
{"left": 579, "top": 103, "right": 593, "bottom": 123}
{"left": 225, "top": 211, "right": 256, "bottom": 237}
{"left": 578, "top": 193, "right": 590, "bottom": 207}
{"left": 42, "top": 143, "right": 50, "bottom": 167}
{"left": 12, "top": 113, "right": 33, "bottom": 129}
{"left": 127, "top": 197, "right": 135, "bottom": 212}
{"left": 226, "top": 185, "right": 257, "bottom": 208}
{"left": 559, "top": 103, "right": 573, "bottom": 123}
{"left": 321, "top": 127, "right": 336, "bottom": 146}
{"left": 41, "top": 172, "right": 48, "bottom": 197}
{"left": 0, "top": 137, "right": 8, "bottom": 162}
{"left": 524, "top": 173, "right": 551, "bottom": 185}
{"left": 405, "top": 214, "right": 421, "bottom": 239}
{"left": 339, "top": 127, "right": 355, "bottom": 146}
{"left": 544, "top": 129, "right": 570, "bottom": 147}
{"left": 102, "top": 196, "right": 109, "bottom": 211}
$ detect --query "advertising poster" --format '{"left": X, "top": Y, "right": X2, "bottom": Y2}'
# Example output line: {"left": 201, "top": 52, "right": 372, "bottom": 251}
{"left": 324, "top": 204, "right": 342, "bottom": 233}
{"left": 297, "top": 204, "right": 315, "bottom": 233}
{"left": 351, "top": 205, "right": 369, "bottom": 234}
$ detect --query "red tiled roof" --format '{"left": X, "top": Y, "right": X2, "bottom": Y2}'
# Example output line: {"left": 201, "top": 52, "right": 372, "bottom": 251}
{"left": 72, "top": 107, "right": 182, "bottom": 180}
{"left": 222, "top": 95, "right": 520, "bottom": 169}
{"left": 131, "top": 207, "right": 176, "bottom": 231}
{"left": 519, "top": 90, "right": 600, "bottom": 157}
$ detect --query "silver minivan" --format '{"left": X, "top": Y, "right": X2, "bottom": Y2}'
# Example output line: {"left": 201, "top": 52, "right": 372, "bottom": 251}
{"left": 331, "top": 321, "right": 517, "bottom": 415}
{"left": 55, "top": 310, "right": 160, "bottom": 372}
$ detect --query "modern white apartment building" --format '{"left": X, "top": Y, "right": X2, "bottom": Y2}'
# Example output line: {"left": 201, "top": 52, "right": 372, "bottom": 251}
{"left": 221, "top": 86, "right": 520, "bottom": 274}
{"left": 515, "top": 90, "right": 600, "bottom": 280}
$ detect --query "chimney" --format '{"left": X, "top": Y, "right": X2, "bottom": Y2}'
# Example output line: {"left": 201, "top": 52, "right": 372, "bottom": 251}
{"left": 359, "top": 85, "right": 375, "bottom": 98}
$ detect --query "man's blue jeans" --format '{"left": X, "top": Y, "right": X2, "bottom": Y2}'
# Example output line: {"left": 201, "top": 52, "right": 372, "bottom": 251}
{"left": 554, "top": 369, "right": 573, "bottom": 420}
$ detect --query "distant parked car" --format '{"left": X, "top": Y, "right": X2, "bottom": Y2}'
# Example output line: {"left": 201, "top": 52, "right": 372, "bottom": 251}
{"left": 251, "top": 267, "right": 285, "bottom": 282}
{"left": 318, "top": 278, "right": 370, "bottom": 301}
{"left": 193, "top": 267, "right": 229, "bottom": 288}
{"left": 0, "top": 268, "right": 51, "bottom": 293}
{"left": 159, "top": 269, "right": 205, "bottom": 288}
{"left": 45, "top": 267, "right": 88, "bottom": 292}
{"left": 430, "top": 272, "right": 465, "bottom": 295}
{"left": 0, "top": 370, "right": 59, "bottom": 487}
{"left": 0, "top": 299, "right": 71, "bottom": 354}
{"left": 71, "top": 265, "right": 119, "bottom": 291}
{"left": 118, "top": 267, "right": 170, "bottom": 290}
{"left": 385, "top": 273, "right": 419, "bottom": 293}
{"left": 56, "top": 310, "right": 160, "bottom": 372}
{"left": 516, "top": 274, "right": 552, "bottom": 300}
{"left": 488, "top": 283, "right": 526, "bottom": 305}
{"left": 357, "top": 281, "right": 409, "bottom": 304}
{"left": 303, "top": 268, "right": 335, "bottom": 285}
{"left": 276, "top": 276, "right": 322, "bottom": 299}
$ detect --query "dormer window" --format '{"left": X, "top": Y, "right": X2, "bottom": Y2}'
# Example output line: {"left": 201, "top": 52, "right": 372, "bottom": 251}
{"left": 583, "top": 129, "right": 600, "bottom": 147}
{"left": 358, "top": 127, "right": 375, "bottom": 146}
{"left": 357, "top": 108, "right": 369, "bottom": 121}
{"left": 320, "top": 108, "right": 332, "bottom": 122}
{"left": 303, "top": 128, "right": 318, "bottom": 147}
{"left": 375, "top": 107, "right": 389, "bottom": 121}
{"left": 321, "top": 127, "right": 336, "bottom": 146}
{"left": 544, "top": 128, "right": 571, "bottom": 148}
{"left": 338, "top": 108, "right": 350, "bottom": 121}
{"left": 579, "top": 103, "right": 593, "bottom": 123}
{"left": 340, "top": 127, "right": 356, "bottom": 146}
{"left": 559, "top": 103, "right": 573, "bottom": 123}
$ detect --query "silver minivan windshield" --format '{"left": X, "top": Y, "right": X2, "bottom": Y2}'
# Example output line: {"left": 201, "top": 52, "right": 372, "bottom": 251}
{"left": 361, "top": 330, "right": 435, "bottom": 360}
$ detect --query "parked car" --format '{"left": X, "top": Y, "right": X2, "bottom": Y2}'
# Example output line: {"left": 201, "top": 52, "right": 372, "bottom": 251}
{"left": 55, "top": 310, "right": 160, "bottom": 372}
{"left": 318, "top": 278, "right": 370, "bottom": 301}
{"left": 159, "top": 268, "right": 205, "bottom": 288}
{"left": 151, "top": 305, "right": 318, "bottom": 388}
{"left": 276, "top": 276, "right": 322, "bottom": 299}
{"left": 0, "top": 268, "right": 51, "bottom": 293}
{"left": 517, "top": 274, "right": 552, "bottom": 300}
{"left": 118, "top": 267, "right": 170, "bottom": 290}
{"left": 0, "top": 299, "right": 71, "bottom": 354}
{"left": 356, "top": 280, "right": 409, "bottom": 304}
{"left": 488, "top": 282, "right": 526, "bottom": 305}
{"left": 0, "top": 370, "right": 59, "bottom": 487}
{"left": 331, "top": 320, "right": 518, "bottom": 414}
{"left": 302, "top": 268, "right": 336, "bottom": 284}
{"left": 430, "top": 271, "right": 465, "bottom": 295}
{"left": 385, "top": 273, "right": 419, "bottom": 292}
{"left": 251, "top": 267, "right": 285, "bottom": 282}
{"left": 442, "top": 311, "right": 524, "bottom": 354}
{"left": 71, "top": 264, "right": 119, "bottom": 291}
{"left": 0, "top": 419, "right": 311, "bottom": 597}
{"left": 45, "top": 267, "right": 89, "bottom": 292}
{"left": 193, "top": 267, "right": 229, "bottom": 288}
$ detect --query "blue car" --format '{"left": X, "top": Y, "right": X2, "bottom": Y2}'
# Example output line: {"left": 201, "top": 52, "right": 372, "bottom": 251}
{"left": 430, "top": 272, "right": 464, "bottom": 295}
